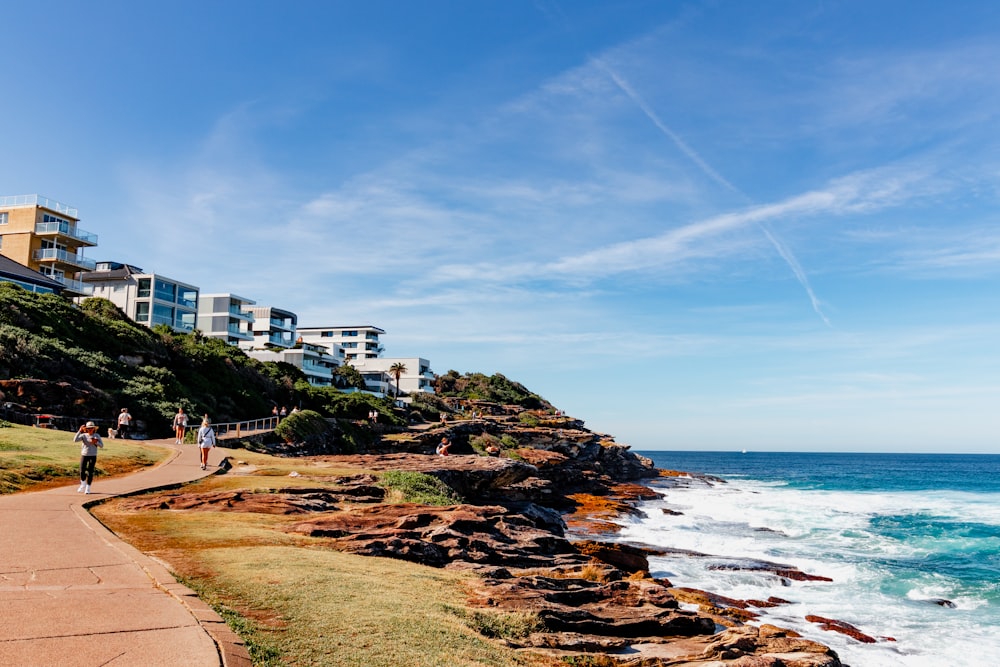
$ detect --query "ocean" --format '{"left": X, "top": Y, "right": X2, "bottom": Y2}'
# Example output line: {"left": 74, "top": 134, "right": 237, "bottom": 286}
{"left": 623, "top": 451, "right": 1000, "bottom": 667}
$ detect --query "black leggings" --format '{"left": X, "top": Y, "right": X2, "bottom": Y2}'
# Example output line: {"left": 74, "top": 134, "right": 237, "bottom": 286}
{"left": 80, "top": 455, "right": 97, "bottom": 485}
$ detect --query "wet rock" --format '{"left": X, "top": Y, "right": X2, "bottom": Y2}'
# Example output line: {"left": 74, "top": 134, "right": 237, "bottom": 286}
{"left": 573, "top": 540, "right": 650, "bottom": 574}
{"left": 708, "top": 560, "right": 834, "bottom": 582}
{"left": 805, "top": 614, "right": 880, "bottom": 643}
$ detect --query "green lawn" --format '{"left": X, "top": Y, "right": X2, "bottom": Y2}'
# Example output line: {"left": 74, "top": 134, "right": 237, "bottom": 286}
{"left": 0, "top": 422, "right": 169, "bottom": 494}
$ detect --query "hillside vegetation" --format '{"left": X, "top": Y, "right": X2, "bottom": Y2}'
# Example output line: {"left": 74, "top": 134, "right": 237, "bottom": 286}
{"left": 0, "top": 284, "right": 399, "bottom": 437}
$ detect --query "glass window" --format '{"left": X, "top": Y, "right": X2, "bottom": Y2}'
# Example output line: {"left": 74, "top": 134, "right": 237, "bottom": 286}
{"left": 177, "top": 288, "right": 197, "bottom": 309}
{"left": 343, "top": 330, "right": 358, "bottom": 337}
{"left": 154, "top": 279, "right": 176, "bottom": 302}
{"left": 137, "top": 278, "right": 151, "bottom": 298}
{"left": 343, "top": 342, "right": 357, "bottom": 348}
{"left": 152, "top": 303, "right": 174, "bottom": 327}
{"left": 135, "top": 302, "right": 150, "bottom": 322}
{"left": 0, "top": 212, "right": 7, "bottom": 225}
{"left": 320, "top": 331, "right": 333, "bottom": 337}
{"left": 177, "top": 311, "right": 196, "bottom": 331}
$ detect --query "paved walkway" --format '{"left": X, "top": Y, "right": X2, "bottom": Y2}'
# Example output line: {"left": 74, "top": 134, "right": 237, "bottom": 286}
{"left": 0, "top": 439, "right": 250, "bottom": 667}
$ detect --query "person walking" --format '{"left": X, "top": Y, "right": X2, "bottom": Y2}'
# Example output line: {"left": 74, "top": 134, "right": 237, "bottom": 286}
{"left": 196, "top": 417, "right": 216, "bottom": 470}
{"left": 172, "top": 407, "right": 188, "bottom": 444}
{"left": 74, "top": 421, "right": 104, "bottom": 494}
{"left": 117, "top": 408, "right": 133, "bottom": 439}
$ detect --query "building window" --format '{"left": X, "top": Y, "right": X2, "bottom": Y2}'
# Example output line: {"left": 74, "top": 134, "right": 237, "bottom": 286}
{"left": 177, "top": 288, "right": 197, "bottom": 309}
{"left": 320, "top": 331, "right": 333, "bottom": 337}
{"left": 42, "top": 213, "right": 69, "bottom": 225}
{"left": 135, "top": 302, "right": 150, "bottom": 322}
{"left": 154, "top": 279, "right": 176, "bottom": 302}
{"left": 152, "top": 303, "right": 174, "bottom": 327}
{"left": 342, "top": 330, "right": 358, "bottom": 337}
{"left": 0, "top": 212, "right": 7, "bottom": 225}
{"left": 137, "top": 278, "right": 151, "bottom": 298}
{"left": 343, "top": 342, "right": 357, "bottom": 348}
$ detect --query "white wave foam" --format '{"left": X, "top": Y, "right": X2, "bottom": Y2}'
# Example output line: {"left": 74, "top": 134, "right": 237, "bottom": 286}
{"left": 620, "top": 478, "right": 1000, "bottom": 666}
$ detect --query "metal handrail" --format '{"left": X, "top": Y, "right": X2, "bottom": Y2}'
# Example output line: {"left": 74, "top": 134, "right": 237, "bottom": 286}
{"left": 185, "top": 416, "right": 280, "bottom": 441}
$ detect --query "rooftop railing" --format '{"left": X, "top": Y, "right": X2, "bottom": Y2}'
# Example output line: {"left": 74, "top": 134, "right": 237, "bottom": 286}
{"left": 0, "top": 194, "right": 79, "bottom": 218}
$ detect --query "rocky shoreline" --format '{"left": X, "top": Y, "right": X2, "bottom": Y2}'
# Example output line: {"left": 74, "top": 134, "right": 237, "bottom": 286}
{"left": 118, "top": 405, "right": 859, "bottom": 666}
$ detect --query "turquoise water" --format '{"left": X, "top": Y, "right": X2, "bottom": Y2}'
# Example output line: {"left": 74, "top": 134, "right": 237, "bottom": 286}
{"left": 622, "top": 451, "right": 1000, "bottom": 667}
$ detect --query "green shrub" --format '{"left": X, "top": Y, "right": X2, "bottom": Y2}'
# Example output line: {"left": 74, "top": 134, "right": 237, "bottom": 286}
{"left": 518, "top": 412, "right": 540, "bottom": 426}
{"left": 274, "top": 410, "right": 329, "bottom": 442}
{"left": 378, "top": 470, "right": 460, "bottom": 506}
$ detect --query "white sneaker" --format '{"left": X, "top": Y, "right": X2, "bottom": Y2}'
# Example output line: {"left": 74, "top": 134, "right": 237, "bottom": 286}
{"left": 77, "top": 482, "right": 86, "bottom": 492}
{"left": 84, "top": 484, "right": 91, "bottom": 494}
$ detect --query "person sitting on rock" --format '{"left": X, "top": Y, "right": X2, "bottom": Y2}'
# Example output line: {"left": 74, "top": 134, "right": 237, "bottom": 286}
{"left": 436, "top": 437, "right": 452, "bottom": 456}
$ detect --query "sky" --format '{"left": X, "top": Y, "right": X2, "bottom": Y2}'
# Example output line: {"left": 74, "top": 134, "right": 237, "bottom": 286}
{"left": 3, "top": 0, "right": 1000, "bottom": 452}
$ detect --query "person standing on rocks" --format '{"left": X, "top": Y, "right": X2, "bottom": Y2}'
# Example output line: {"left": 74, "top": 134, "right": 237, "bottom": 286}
{"left": 172, "top": 407, "right": 188, "bottom": 444}
{"left": 196, "top": 417, "right": 217, "bottom": 470}
{"left": 74, "top": 421, "right": 104, "bottom": 494}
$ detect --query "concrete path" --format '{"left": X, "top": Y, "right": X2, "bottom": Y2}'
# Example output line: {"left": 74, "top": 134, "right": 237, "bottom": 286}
{"left": 0, "top": 439, "right": 250, "bottom": 667}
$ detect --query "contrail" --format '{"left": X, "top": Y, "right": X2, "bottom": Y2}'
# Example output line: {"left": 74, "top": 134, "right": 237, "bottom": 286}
{"left": 592, "top": 58, "right": 742, "bottom": 195}
{"left": 593, "top": 57, "right": 831, "bottom": 326}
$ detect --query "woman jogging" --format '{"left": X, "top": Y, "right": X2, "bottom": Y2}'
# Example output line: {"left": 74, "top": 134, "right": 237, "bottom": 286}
{"left": 74, "top": 421, "right": 104, "bottom": 494}
{"left": 196, "top": 417, "right": 216, "bottom": 470}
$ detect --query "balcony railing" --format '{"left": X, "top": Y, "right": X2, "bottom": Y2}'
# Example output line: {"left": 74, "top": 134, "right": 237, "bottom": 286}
{"left": 0, "top": 194, "right": 78, "bottom": 218}
{"left": 267, "top": 333, "right": 292, "bottom": 347}
{"left": 34, "top": 221, "right": 98, "bottom": 245}
{"left": 55, "top": 276, "right": 94, "bottom": 295}
{"left": 32, "top": 248, "right": 96, "bottom": 270}
{"left": 229, "top": 305, "right": 253, "bottom": 318}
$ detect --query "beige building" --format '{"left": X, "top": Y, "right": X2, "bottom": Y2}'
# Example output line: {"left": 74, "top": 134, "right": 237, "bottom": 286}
{"left": 0, "top": 195, "right": 98, "bottom": 297}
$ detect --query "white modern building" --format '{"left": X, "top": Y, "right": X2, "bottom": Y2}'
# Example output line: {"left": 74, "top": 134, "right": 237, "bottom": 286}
{"left": 81, "top": 262, "right": 199, "bottom": 332}
{"left": 242, "top": 305, "right": 297, "bottom": 350}
{"left": 297, "top": 325, "right": 384, "bottom": 362}
{"left": 196, "top": 293, "right": 256, "bottom": 345}
{"left": 245, "top": 341, "right": 338, "bottom": 387}
{"left": 350, "top": 357, "right": 434, "bottom": 398}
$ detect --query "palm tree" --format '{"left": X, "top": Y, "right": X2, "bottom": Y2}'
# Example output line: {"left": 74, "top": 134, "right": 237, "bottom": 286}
{"left": 388, "top": 362, "right": 408, "bottom": 399}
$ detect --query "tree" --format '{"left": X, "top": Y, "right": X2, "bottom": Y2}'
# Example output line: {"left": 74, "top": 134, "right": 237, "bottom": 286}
{"left": 388, "top": 362, "right": 408, "bottom": 398}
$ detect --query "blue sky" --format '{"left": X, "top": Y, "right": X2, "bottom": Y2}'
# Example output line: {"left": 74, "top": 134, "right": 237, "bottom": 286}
{"left": 4, "top": 1, "right": 1000, "bottom": 452}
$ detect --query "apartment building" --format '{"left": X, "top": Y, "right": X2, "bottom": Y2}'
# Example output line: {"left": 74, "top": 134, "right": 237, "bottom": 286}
{"left": 0, "top": 254, "right": 66, "bottom": 294}
{"left": 0, "top": 194, "right": 98, "bottom": 297}
{"left": 81, "top": 262, "right": 200, "bottom": 332}
{"left": 197, "top": 293, "right": 256, "bottom": 345}
{"left": 245, "top": 341, "right": 338, "bottom": 387}
{"left": 242, "top": 306, "right": 297, "bottom": 350}
{"left": 297, "top": 325, "right": 385, "bottom": 362}
{"left": 350, "top": 357, "right": 435, "bottom": 397}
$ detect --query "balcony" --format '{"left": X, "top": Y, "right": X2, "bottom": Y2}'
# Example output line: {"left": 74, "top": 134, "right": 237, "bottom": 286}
{"left": 32, "top": 248, "right": 96, "bottom": 271}
{"left": 227, "top": 324, "right": 253, "bottom": 339}
{"left": 229, "top": 305, "right": 253, "bottom": 319}
{"left": 55, "top": 276, "right": 94, "bottom": 296}
{"left": 267, "top": 333, "right": 293, "bottom": 347}
{"left": 34, "top": 221, "right": 98, "bottom": 246}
